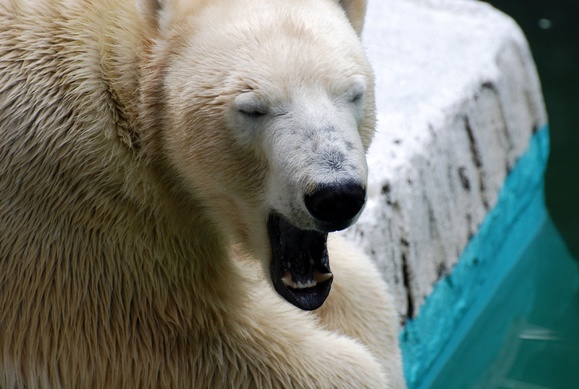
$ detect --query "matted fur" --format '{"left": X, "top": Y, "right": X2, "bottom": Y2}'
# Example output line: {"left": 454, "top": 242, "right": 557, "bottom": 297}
{"left": 0, "top": 0, "right": 403, "bottom": 387}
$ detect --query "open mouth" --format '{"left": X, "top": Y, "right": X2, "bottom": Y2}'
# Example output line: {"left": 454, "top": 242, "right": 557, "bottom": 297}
{"left": 267, "top": 213, "right": 333, "bottom": 311}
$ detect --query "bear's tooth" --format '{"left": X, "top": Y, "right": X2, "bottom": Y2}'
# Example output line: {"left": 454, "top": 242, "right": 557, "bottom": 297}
{"left": 282, "top": 271, "right": 293, "bottom": 287}
{"left": 314, "top": 271, "right": 333, "bottom": 283}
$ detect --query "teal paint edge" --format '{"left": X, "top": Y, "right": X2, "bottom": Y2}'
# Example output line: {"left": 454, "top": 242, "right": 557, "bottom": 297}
{"left": 429, "top": 215, "right": 579, "bottom": 388}
{"left": 399, "top": 125, "right": 550, "bottom": 388}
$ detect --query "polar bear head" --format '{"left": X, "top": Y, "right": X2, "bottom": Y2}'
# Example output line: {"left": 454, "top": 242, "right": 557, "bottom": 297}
{"left": 139, "top": 0, "right": 375, "bottom": 310}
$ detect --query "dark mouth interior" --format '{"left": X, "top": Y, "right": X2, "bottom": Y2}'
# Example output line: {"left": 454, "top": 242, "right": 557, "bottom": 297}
{"left": 267, "top": 213, "right": 333, "bottom": 310}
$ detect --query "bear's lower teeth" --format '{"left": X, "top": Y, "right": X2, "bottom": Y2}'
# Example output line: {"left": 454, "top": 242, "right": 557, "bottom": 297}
{"left": 281, "top": 270, "right": 332, "bottom": 290}
{"left": 282, "top": 271, "right": 316, "bottom": 289}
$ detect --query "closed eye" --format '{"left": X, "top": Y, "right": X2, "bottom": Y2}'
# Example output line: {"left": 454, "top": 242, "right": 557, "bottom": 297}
{"left": 238, "top": 107, "right": 267, "bottom": 118}
{"left": 346, "top": 75, "right": 367, "bottom": 104}
{"left": 350, "top": 92, "right": 364, "bottom": 103}
{"left": 235, "top": 92, "right": 268, "bottom": 118}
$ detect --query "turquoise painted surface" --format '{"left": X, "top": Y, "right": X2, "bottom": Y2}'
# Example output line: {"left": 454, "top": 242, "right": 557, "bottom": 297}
{"left": 400, "top": 126, "right": 551, "bottom": 388}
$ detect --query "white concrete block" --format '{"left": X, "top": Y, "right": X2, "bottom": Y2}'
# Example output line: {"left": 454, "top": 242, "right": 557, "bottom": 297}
{"left": 340, "top": 0, "right": 547, "bottom": 320}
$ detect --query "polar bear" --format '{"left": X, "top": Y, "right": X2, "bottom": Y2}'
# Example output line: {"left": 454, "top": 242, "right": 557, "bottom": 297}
{"left": 0, "top": 0, "right": 405, "bottom": 387}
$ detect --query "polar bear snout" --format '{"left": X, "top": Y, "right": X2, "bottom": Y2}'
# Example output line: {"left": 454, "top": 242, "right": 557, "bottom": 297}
{"left": 304, "top": 181, "right": 366, "bottom": 232}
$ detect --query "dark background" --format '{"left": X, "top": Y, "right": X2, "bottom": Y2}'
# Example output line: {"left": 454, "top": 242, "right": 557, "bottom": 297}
{"left": 483, "top": 0, "right": 579, "bottom": 257}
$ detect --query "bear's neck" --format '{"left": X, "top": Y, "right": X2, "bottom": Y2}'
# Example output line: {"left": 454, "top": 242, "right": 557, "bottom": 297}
{"left": 99, "top": 10, "right": 250, "bottom": 331}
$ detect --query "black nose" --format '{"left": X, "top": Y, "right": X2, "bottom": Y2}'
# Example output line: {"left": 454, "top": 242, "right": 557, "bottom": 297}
{"left": 304, "top": 182, "right": 366, "bottom": 232}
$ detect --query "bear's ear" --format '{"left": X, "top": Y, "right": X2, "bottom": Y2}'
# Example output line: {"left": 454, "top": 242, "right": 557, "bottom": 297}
{"left": 136, "top": 0, "right": 175, "bottom": 33}
{"left": 336, "top": 0, "right": 367, "bottom": 36}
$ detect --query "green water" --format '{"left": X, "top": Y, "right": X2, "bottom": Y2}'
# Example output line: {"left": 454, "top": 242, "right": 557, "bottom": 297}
{"left": 484, "top": 0, "right": 579, "bottom": 257}
{"left": 432, "top": 218, "right": 579, "bottom": 388}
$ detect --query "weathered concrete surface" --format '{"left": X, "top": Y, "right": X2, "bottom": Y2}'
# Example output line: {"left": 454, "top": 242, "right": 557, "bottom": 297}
{"left": 340, "top": 0, "right": 547, "bottom": 321}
